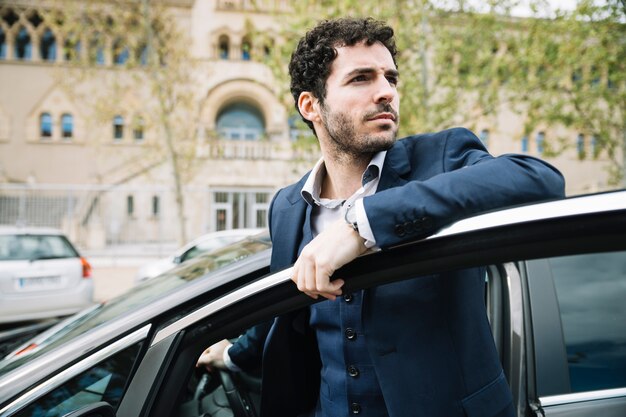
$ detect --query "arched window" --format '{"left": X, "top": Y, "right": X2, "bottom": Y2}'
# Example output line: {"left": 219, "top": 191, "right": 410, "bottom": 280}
{"left": 133, "top": 116, "right": 144, "bottom": 141}
{"left": 152, "top": 195, "right": 160, "bottom": 217}
{"left": 216, "top": 102, "right": 265, "bottom": 141}
{"left": 591, "top": 135, "right": 599, "bottom": 158}
{"left": 61, "top": 113, "right": 73, "bottom": 139}
{"left": 113, "top": 38, "right": 129, "bottom": 65}
{"left": 577, "top": 133, "right": 585, "bottom": 159}
{"left": 15, "top": 27, "right": 32, "bottom": 60}
{"left": 127, "top": 195, "right": 134, "bottom": 216}
{"left": 2, "top": 9, "right": 19, "bottom": 27}
{"left": 27, "top": 11, "right": 43, "bottom": 28}
{"left": 136, "top": 43, "right": 148, "bottom": 66}
{"left": 263, "top": 38, "right": 274, "bottom": 60}
{"left": 113, "top": 115, "right": 124, "bottom": 140}
{"left": 241, "top": 36, "right": 252, "bottom": 61}
{"left": 536, "top": 131, "right": 545, "bottom": 155}
{"left": 521, "top": 136, "right": 529, "bottom": 153}
{"left": 64, "top": 34, "right": 81, "bottom": 62}
{"left": 218, "top": 35, "right": 229, "bottom": 59}
{"left": 90, "top": 32, "right": 105, "bottom": 65}
{"left": 0, "top": 27, "right": 6, "bottom": 59}
{"left": 40, "top": 112, "right": 53, "bottom": 139}
{"left": 40, "top": 28, "right": 56, "bottom": 61}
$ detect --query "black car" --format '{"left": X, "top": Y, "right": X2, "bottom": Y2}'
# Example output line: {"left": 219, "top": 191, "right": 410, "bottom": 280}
{"left": 0, "top": 191, "right": 625, "bottom": 417}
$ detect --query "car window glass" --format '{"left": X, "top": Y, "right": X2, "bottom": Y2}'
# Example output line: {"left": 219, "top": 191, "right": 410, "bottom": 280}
{"left": 0, "top": 235, "right": 77, "bottom": 261}
{"left": 184, "top": 236, "right": 246, "bottom": 263}
{"left": 14, "top": 342, "right": 141, "bottom": 417}
{"left": 549, "top": 250, "right": 626, "bottom": 393}
{"left": 0, "top": 236, "right": 271, "bottom": 376}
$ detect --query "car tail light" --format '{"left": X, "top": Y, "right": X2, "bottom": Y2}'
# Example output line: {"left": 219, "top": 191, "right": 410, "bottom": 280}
{"left": 81, "top": 257, "right": 92, "bottom": 278}
{"left": 15, "top": 343, "right": 38, "bottom": 356}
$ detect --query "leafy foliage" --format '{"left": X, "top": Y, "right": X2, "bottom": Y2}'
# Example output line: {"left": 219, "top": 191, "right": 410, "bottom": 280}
{"left": 266, "top": 0, "right": 625, "bottom": 185}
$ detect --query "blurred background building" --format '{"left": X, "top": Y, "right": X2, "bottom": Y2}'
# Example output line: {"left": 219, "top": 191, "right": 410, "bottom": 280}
{"left": 0, "top": 0, "right": 622, "bottom": 252}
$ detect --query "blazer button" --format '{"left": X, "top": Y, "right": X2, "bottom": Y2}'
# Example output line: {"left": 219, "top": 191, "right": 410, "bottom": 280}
{"left": 345, "top": 328, "right": 357, "bottom": 340}
{"left": 343, "top": 293, "right": 354, "bottom": 303}
{"left": 351, "top": 403, "right": 362, "bottom": 414}
{"left": 394, "top": 224, "right": 405, "bottom": 237}
{"left": 422, "top": 216, "right": 434, "bottom": 229}
{"left": 347, "top": 365, "right": 360, "bottom": 377}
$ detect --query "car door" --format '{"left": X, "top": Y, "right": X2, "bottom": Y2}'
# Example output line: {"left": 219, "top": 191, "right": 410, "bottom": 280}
{"left": 524, "top": 250, "right": 626, "bottom": 417}
{"left": 3, "top": 192, "right": 625, "bottom": 417}
{"left": 126, "top": 192, "right": 626, "bottom": 417}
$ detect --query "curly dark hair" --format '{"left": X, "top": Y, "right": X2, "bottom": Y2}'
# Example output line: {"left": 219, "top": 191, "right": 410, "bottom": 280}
{"left": 289, "top": 17, "right": 398, "bottom": 133}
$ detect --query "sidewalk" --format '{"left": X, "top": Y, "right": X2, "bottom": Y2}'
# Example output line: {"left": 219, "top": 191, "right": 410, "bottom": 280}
{"left": 84, "top": 243, "right": 175, "bottom": 302}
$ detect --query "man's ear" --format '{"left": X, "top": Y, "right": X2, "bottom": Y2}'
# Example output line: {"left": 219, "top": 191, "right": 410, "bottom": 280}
{"left": 298, "top": 92, "right": 321, "bottom": 124}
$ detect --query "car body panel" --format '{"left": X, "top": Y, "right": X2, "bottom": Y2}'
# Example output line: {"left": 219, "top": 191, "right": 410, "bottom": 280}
{"left": 0, "top": 191, "right": 625, "bottom": 417}
{"left": 135, "top": 228, "right": 265, "bottom": 282}
{"left": 0, "top": 227, "right": 93, "bottom": 323}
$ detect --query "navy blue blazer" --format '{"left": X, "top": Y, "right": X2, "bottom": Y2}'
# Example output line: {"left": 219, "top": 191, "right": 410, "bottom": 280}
{"left": 260, "top": 128, "right": 565, "bottom": 417}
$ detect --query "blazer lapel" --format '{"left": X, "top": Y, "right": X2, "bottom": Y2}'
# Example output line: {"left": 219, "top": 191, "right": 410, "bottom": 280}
{"left": 269, "top": 176, "right": 310, "bottom": 272}
{"left": 377, "top": 139, "right": 412, "bottom": 192}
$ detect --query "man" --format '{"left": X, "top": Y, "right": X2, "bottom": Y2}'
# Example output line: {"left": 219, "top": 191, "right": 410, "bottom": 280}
{"left": 205, "top": 17, "right": 564, "bottom": 417}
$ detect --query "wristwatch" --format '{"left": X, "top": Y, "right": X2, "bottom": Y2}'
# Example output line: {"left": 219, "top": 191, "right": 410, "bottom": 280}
{"left": 344, "top": 204, "right": 359, "bottom": 232}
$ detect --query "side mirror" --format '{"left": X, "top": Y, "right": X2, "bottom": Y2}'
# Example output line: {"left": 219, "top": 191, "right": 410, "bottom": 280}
{"left": 62, "top": 402, "right": 115, "bottom": 417}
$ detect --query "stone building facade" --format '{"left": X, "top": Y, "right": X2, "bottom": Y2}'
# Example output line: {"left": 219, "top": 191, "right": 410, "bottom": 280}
{"left": 0, "top": 0, "right": 615, "bottom": 248}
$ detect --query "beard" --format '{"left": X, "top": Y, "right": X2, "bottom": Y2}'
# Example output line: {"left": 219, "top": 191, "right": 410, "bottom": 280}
{"left": 319, "top": 102, "right": 399, "bottom": 159}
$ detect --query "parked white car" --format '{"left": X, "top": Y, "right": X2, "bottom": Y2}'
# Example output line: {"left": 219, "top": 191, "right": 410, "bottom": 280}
{"left": 135, "top": 228, "right": 265, "bottom": 282}
{"left": 0, "top": 227, "right": 94, "bottom": 324}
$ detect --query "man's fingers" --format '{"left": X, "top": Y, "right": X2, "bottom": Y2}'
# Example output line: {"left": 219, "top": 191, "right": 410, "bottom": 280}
{"left": 317, "top": 278, "right": 344, "bottom": 300}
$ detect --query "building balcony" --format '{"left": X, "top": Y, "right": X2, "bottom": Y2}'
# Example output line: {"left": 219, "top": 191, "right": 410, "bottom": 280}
{"left": 197, "top": 138, "right": 316, "bottom": 162}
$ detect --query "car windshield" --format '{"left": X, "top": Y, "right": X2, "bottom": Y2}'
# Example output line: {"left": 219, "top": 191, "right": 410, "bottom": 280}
{"left": 0, "top": 234, "right": 78, "bottom": 261}
{"left": 0, "top": 233, "right": 271, "bottom": 375}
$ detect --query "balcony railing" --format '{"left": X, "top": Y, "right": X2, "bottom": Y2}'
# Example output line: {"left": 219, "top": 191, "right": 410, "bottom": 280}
{"left": 197, "top": 139, "right": 317, "bottom": 161}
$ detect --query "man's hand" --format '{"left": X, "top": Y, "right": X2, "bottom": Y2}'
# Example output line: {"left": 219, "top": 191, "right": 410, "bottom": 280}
{"left": 196, "top": 339, "right": 231, "bottom": 372}
{"left": 292, "top": 219, "right": 367, "bottom": 300}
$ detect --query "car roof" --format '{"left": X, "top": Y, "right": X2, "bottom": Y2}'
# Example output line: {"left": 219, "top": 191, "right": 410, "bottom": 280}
{"left": 191, "top": 228, "right": 265, "bottom": 242}
{"left": 0, "top": 226, "right": 65, "bottom": 236}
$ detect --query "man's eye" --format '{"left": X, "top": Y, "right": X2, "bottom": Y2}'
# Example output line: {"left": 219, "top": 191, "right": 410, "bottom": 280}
{"left": 387, "top": 77, "right": 399, "bottom": 86}
{"left": 351, "top": 75, "right": 368, "bottom": 83}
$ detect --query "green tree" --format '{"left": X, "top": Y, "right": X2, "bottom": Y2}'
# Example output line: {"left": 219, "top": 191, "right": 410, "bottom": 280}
{"left": 51, "top": 0, "right": 204, "bottom": 244}
{"left": 266, "top": 0, "right": 626, "bottom": 186}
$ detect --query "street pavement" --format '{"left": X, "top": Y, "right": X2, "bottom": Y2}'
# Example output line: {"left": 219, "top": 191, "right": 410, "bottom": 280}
{"left": 92, "top": 265, "right": 138, "bottom": 302}
{"left": 84, "top": 243, "right": 176, "bottom": 302}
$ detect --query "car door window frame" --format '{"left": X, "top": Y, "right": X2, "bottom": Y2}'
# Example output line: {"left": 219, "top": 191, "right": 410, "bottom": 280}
{"left": 138, "top": 207, "right": 626, "bottom": 417}
{"left": 529, "top": 250, "right": 626, "bottom": 414}
{"left": 0, "top": 326, "right": 150, "bottom": 416}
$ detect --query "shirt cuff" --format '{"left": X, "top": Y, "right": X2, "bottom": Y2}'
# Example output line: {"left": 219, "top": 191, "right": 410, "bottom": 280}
{"left": 355, "top": 199, "right": 377, "bottom": 249}
{"left": 223, "top": 343, "right": 242, "bottom": 372}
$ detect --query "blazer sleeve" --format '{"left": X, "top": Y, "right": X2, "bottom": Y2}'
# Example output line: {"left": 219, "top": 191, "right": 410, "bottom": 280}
{"left": 364, "top": 128, "right": 565, "bottom": 248}
{"left": 227, "top": 321, "right": 273, "bottom": 372}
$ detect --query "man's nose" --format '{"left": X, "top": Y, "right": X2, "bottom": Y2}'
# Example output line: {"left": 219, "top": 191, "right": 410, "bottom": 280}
{"left": 373, "top": 77, "right": 396, "bottom": 104}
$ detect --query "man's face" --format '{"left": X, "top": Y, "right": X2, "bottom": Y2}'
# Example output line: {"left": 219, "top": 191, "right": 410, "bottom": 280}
{"left": 316, "top": 41, "right": 400, "bottom": 157}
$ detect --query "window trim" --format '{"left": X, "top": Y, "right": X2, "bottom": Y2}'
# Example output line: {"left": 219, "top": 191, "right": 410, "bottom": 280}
{"left": 148, "top": 194, "right": 626, "bottom": 417}
{"left": 0, "top": 325, "right": 150, "bottom": 416}
{"left": 40, "top": 28, "right": 56, "bottom": 62}
{"left": 540, "top": 387, "right": 626, "bottom": 407}
{"left": 15, "top": 26, "right": 32, "bottom": 60}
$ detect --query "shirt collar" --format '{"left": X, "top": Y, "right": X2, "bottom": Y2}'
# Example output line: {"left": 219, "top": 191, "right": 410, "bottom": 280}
{"left": 301, "top": 151, "right": 387, "bottom": 207}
